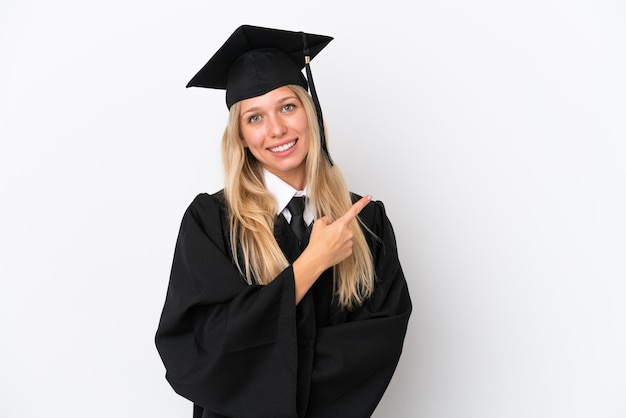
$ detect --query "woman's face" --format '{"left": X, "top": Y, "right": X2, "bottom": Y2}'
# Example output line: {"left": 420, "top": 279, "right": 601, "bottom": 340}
{"left": 239, "top": 86, "right": 310, "bottom": 189}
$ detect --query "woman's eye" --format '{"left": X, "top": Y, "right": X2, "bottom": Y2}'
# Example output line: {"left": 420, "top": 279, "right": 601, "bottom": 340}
{"left": 283, "top": 103, "right": 295, "bottom": 112}
{"left": 248, "top": 115, "right": 261, "bottom": 123}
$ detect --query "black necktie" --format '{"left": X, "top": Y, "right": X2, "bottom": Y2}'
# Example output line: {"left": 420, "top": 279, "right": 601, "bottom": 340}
{"left": 287, "top": 196, "right": 308, "bottom": 242}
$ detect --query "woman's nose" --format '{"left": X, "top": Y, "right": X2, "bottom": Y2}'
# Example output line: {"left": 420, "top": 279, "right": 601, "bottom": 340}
{"left": 267, "top": 115, "right": 287, "bottom": 137}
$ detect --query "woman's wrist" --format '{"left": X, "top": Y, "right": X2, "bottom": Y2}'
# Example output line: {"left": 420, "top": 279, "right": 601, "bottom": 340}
{"left": 292, "top": 250, "right": 327, "bottom": 303}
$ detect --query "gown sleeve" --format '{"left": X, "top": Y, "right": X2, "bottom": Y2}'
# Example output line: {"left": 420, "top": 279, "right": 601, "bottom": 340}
{"left": 304, "top": 199, "right": 412, "bottom": 418}
{"left": 154, "top": 193, "right": 300, "bottom": 418}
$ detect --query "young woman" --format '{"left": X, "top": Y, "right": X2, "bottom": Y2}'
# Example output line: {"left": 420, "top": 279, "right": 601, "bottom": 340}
{"left": 155, "top": 25, "right": 412, "bottom": 418}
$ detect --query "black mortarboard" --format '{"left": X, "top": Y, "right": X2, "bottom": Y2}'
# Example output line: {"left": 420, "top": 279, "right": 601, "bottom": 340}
{"left": 186, "top": 25, "right": 335, "bottom": 165}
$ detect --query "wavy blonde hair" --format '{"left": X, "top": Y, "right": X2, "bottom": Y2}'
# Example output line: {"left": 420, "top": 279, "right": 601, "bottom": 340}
{"left": 221, "top": 85, "right": 374, "bottom": 309}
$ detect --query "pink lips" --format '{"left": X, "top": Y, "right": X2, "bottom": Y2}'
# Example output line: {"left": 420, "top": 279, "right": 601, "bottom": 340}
{"left": 268, "top": 139, "right": 297, "bottom": 154}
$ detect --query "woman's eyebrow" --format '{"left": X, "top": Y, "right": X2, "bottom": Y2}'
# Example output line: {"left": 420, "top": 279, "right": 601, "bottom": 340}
{"left": 241, "top": 106, "right": 261, "bottom": 117}
{"left": 241, "top": 96, "right": 299, "bottom": 116}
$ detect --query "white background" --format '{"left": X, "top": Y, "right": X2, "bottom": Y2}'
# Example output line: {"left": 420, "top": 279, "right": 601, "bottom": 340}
{"left": 1, "top": 1, "right": 625, "bottom": 417}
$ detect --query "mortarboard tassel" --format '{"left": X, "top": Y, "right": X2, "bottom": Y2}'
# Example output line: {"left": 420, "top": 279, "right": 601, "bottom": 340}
{"left": 302, "top": 32, "right": 334, "bottom": 166}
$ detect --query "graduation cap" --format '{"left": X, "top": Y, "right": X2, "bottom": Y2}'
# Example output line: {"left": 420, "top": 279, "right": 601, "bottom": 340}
{"left": 186, "top": 24, "right": 335, "bottom": 165}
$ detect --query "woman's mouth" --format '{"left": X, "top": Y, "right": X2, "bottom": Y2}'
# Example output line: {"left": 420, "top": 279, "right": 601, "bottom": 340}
{"left": 269, "top": 139, "right": 297, "bottom": 153}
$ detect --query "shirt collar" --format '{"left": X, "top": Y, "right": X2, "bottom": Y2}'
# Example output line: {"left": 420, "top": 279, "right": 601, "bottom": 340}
{"left": 263, "top": 169, "right": 315, "bottom": 224}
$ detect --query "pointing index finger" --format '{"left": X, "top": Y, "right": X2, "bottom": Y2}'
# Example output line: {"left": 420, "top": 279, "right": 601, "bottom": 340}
{"left": 338, "top": 195, "right": 372, "bottom": 223}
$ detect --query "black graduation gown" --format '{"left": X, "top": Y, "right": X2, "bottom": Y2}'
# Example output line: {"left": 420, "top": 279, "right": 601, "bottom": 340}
{"left": 155, "top": 191, "right": 412, "bottom": 418}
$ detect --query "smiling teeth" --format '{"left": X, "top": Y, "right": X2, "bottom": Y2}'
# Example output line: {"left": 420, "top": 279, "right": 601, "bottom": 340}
{"left": 270, "top": 140, "right": 296, "bottom": 153}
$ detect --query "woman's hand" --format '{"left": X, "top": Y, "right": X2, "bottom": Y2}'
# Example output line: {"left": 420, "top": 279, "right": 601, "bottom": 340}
{"left": 292, "top": 195, "right": 371, "bottom": 303}
{"left": 307, "top": 195, "right": 372, "bottom": 268}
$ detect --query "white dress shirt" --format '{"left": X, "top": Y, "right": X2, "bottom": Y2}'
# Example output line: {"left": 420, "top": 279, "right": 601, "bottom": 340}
{"left": 263, "top": 169, "right": 315, "bottom": 226}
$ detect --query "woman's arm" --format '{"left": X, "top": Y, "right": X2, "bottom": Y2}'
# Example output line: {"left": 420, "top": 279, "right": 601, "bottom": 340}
{"left": 155, "top": 193, "right": 300, "bottom": 418}
{"left": 304, "top": 199, "right": 412, "bottom": 417}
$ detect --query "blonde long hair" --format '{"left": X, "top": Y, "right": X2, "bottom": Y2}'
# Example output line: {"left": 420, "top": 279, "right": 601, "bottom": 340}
{"left": 221, "top": 85, "right": 374, "bottom": 309}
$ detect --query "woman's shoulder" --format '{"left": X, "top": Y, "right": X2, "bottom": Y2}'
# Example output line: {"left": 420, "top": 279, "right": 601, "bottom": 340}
{"left": 181, "top": 190, "right": 228, "bottom": 235}
{"left": 187, "top": 190, "right": 226, "bottom": 212}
